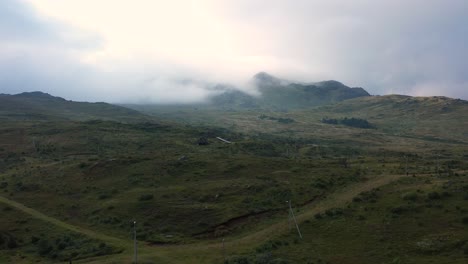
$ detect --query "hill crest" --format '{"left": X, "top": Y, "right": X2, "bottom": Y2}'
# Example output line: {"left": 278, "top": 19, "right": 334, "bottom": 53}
{"left": 0, "top": 92, "right": 148, "bottom": 122}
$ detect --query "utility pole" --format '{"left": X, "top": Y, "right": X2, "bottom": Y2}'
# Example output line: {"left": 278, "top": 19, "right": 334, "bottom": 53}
{"left": 133, "top": 221, "right": 138, "bottom": 264}
{"left": 286, "top": 200, "right": 302, "bottom": 239}
{"left": 222, "top": 238, "right": 226, "bottom": 262}
{"left": 405, "top": 155, "right": 408, "bottom": 176}
{"left": 32, "top": 137, "right": 37, "bottom": 152}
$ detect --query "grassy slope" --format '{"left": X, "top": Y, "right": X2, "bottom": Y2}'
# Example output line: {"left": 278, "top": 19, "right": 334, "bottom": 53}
{"left": 0, "top": 173, "right": 405, "bottom": 264}
{"left": 255, "top": 173, "right": 468, "bottom": 264}
{"left": 0, "top": 94, "right": 467, "bottom": 263}
{"left": 0, "top": 203, "right": 123, "bottom": 263}
{"left": 127, "top": 95, "right": 468, "bottom": 155}
{"left": 0, "top": 92, "right": 148, "bottom": 123}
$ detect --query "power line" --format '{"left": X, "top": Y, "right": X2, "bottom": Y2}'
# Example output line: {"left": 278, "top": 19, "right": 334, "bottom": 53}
{"left": 133, "top": 220, "right": 138, "bottom": 264}
{"left": 286, "top": 200, "right": 302, "bottom": 239}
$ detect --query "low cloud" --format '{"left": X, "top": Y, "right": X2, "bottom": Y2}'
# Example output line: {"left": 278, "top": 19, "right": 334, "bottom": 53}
{"left": 0, "top": 0, "right": 467, "bottom": 102}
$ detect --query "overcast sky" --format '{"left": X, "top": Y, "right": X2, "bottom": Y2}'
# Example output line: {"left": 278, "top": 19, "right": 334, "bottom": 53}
{"left": 1, "top": 0, "right": 467, "bottom": 103}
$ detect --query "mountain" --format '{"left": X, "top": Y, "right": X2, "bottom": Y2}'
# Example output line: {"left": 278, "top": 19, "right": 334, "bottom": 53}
{"left": 0, "top": 91, "right": 148, "bottom": 122}
{"left": 210, "top": 72, "right": 370, "bottom": 109}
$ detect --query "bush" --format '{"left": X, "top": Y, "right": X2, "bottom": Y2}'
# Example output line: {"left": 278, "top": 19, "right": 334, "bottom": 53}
{"left": 98, "top": 194, "right": 110, "bottom": 200}
{"left": 37, "top": 240, "right": 53, "bottom": 256}
{"left": 427, "top": 192, "right": 441, "bottom": 200}
{"left": 31, "top": 236, "right": 40, "bottom": 244}
{"left": 225, "top": 256, "right": 251, "bottom": 264}
{"left": 138, "top": 194, "right": 154, "bottom": 201}
{"left": 256, "top": 241, "right": 278, "bottom": 253}
{"left": 402, "top": 192, "right": 418, "bottom": 201}
{"left": 324, "top": 208, "right": 344, "bottom": 218}
{"left": 391, "top": 206, "right": 406, "bottom": 215}
{"left": 322, "top": 117, "right": 374, "bottom": 129}
{"left": 462, "top": 217, "right": 468, "bottom": 225}
{"left": 355, "top": 190, "right": 379, "bottom": 203}
{"left": 7, "top": 237, "right": 17, "bottom": 249}
{"left": 259, "top": 115, "right": 295, "bottom": 124}
{"left": 0, "top": 233, "right": 18, "bottom": 250}
{"left": 255, "top": 252, "right": 273, "bottom": 264}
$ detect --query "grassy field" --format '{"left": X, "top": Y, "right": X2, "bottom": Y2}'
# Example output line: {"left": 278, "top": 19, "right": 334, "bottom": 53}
{"left": 0, "top": 94, "right": 467, "bottom": 263}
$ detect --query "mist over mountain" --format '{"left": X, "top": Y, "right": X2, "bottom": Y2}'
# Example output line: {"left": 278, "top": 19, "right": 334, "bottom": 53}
{"left": 2, "top": 0, "right": 468, "bottom": 102}
{"left": 209, "top": 72, "right": 370, "bottom": 109}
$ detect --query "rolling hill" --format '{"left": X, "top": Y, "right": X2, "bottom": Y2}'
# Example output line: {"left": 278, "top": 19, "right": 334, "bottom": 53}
{"left": 0, "top": 92, "right": 148, "bottom": 122}
{"left": 0, "top": 89, "right": 467, "bottom": 263}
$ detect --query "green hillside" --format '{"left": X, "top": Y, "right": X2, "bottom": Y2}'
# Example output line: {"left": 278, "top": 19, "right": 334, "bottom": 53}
{"left": 0, "top": 92, "right": 148, "bottom": 122}
{"left": 0, "top": 92, "right": 467, "bottom": 263}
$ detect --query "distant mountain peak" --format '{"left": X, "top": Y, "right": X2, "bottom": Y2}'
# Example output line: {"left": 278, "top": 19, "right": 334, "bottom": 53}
{"left": 317, "top": 80, "right": 345, "bottom": 87}
{"left": 253, "top": 71, "right": 275, "bottom": 80}
{"left": 210, "top": 73, "right": 371, "bottom": 110}
{"left": 253, "top": 72, "right": 288, "bottom": 87}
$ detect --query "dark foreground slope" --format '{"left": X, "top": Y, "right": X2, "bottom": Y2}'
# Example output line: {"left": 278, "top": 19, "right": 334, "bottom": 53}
{"left": 0, "top": 92, "right": 467, "bottom": 263}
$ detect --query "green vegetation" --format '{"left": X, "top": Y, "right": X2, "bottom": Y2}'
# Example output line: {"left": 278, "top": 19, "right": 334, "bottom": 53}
{"left": 0, "top": 205, "right": 122, "bottom": 263}
{"left": 321, "top": 117, "right": 374, "bottom": 129}
{"left": 0, "top": 91, "right": 467, "bottom": 263}
{"left": 259, "top": 115, "right": 295, "bottom": 124}
{"left": 0, "top": 92, "right": 148, "bottom": 122}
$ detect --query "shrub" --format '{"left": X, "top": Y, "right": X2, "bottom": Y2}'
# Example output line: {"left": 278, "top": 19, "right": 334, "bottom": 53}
{"left": 37, "top": 240, "right": 53, "bottom": 256}
{"left": 31, "top": 236, "right": 40, "bottom": 244}
{"left": 402, "top": 192, "right": 418, "bottom": 201}
{"left": 322, "top": 117, "right": 374, "bottom": 129}
{"left": 225, "top": 256, "right": 251, "bottom": 264}
{"left": 98, "top": 194, "right": 110, "bottom": 200}
{"left": 256, "top": 252, "right": 273, "bottom": 264}
{"left": 427, "top": 192, "right": 441, "bottom": 200}
{"left": 138, "top": 194, "right": 154, "bottom": 201}
{"left": 462, "top": 217, "right": 468, "bottom": 225}
{"left": 391, "top": 206, "right": 406, "bottom": 215}
{"left": 256, "top": 241, "right": 277, "bottom": 253}
{"left": 324, "top": 208, "right": 344, "bottom": 218}
{"left": 7, "top": 237, "right": 17, "bottom": 249}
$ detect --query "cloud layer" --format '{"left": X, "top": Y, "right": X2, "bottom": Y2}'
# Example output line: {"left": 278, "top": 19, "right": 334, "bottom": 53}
{"left": 0, "top": 0, "right": 467, "bottom": 102}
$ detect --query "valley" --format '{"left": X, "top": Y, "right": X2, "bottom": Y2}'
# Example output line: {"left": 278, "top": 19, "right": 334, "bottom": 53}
{"left": 0, "top": 89, "right": 467, "bottom": 263}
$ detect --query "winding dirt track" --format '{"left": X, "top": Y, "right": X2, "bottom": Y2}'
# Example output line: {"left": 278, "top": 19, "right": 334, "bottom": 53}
{"left": 0, "top": 195, "right": 126, "bottom": 246}
{"left": 0, "top": 173, "right": 406, "bottom": 264}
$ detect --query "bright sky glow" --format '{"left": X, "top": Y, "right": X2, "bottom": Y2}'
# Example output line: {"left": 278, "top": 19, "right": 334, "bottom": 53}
{"left": 0, "top": 0, "right": 466, "bottom": 102}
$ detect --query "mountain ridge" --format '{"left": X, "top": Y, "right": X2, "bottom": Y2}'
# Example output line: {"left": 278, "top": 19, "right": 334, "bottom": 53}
{"left": 210, "top": 72, "right": 371, "bottom": 109}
